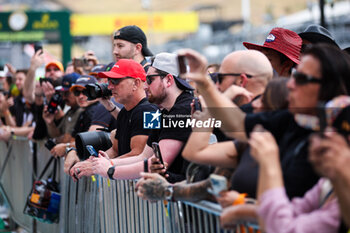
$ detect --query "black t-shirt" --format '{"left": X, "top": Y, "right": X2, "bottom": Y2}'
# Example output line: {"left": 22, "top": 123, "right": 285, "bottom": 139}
{"left": 115, "top": 98, "right": 158, "bottom": 156}
{"left": 244, "top": 110, "right": 320, "bottom": 198}
{"left": 230, "top": 141, "right": 258, "bottom": 198}
{"left": 147, "top": 91, "right": 194, "bottom": 183}
{"left": 9, "top": 94, "right": 34, "bottom": 127}
{"left": 71, "top": 102, "right": 99, "bottom": 138}
{"left": 91, "top": 99, "right": 123, "bottom": 131}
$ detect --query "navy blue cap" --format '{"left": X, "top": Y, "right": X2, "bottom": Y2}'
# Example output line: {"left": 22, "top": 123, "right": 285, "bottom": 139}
{"left": 70, "top": 75, "right": 97, "bottom": 92}
{"left": 57, "top": 72, "right": 80, "bottom": 91}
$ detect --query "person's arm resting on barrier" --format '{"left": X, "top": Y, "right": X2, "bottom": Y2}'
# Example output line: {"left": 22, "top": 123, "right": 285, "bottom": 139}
{"left": 90, "top": 139, "right": 183, "bottom": 180}
{"left": 136, "top": 172, "right": 213, "bottom": 202}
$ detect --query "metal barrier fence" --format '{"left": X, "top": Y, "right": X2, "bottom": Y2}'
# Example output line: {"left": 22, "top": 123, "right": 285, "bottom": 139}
{"left": 0, "top": 138, "right": 260, "bottom": 233}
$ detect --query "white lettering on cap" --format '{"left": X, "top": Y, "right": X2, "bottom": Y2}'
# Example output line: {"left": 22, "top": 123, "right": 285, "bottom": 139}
{"left": 266, "top": 34, "right": 275, "bottom": 42}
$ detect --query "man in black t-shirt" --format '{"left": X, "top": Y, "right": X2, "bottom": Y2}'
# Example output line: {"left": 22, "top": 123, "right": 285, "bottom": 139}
{"left": 67, "top": 59, "right": 157, "bottom": 177}
{"left": 83, "top": 53, "right": 194, "bottom": 182}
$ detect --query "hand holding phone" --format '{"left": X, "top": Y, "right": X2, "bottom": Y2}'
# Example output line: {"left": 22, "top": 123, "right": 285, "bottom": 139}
{"left": 86, "top": 145, "right": 99, "bottom": 157}
{"left": 177, "top": 55, "right": 188, "bottom": 75}
{"left": 45, "top": 139, "right": 56, "bottom": 151}
{"left": 152, "top": 142, "right": 164, "bottom": 165}
{"left": 207, "top": 174, "right": 228, "bottom": 196}
{"left": 34, "top": 42, "right": 43, "bottom": 55}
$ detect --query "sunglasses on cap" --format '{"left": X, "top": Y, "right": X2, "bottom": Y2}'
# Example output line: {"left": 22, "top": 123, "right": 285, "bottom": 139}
{"left": 291, "top": 70, "right": 322, "bottom": 85}
{"left": 108, "top": 77, "right": 132, "bottom": 85}
{"left": 212, "top": 73, "right": 254, "bottom": 84}
{"left": 146, "top": 74, "right": 166, "bottom": 85}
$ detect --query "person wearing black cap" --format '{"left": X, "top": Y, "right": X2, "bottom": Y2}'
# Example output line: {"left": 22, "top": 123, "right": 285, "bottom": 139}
{"left": 113, "top": 25, "right": 153, "bottom": 72}
{"left": 299, "top": 24, "right": 339, "bottom": 52}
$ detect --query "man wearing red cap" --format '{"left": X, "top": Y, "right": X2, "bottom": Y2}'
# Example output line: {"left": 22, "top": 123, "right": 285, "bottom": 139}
{"left": 66, "top": 59, "right": 157, "bottom": 177}
{"left": 243, "top": 27, "right": 302, "bottom": 77}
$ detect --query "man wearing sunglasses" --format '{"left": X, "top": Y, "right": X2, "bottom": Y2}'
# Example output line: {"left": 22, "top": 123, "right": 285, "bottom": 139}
{"left": 67, "top": 59, "right": 158, "bottom": 179}
{"left": 42, "top": 72, "right": 84, "bottom": 157}
{"left": 84, "top": 53, "right": 194, "bottom": 182}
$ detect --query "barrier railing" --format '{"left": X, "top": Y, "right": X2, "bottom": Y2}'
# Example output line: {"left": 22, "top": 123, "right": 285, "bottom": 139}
{"left": 0, "top": 138, "right": 260, "bottom": 233}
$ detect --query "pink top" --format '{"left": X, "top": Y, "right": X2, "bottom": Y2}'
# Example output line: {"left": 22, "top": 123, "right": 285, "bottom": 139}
{"left": 258, "top": 178, "right": 340, "bottom": 233}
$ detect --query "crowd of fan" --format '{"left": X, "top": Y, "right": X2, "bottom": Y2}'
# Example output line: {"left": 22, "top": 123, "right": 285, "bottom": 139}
{"left": 1, "top": 24, "right": 350, "bottom": 232}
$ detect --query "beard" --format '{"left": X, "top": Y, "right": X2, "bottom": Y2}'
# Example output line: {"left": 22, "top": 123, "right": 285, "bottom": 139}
{"left": 148, "top": 87, "right": 167, "bottom": 105}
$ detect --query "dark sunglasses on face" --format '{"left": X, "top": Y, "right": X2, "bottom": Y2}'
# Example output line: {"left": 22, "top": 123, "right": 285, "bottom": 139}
{"left": 146, "top": 74, "right": 165, "bottom": 85}
{"left": 108, "top": 77, "right": 131, "bottom": 85}
{"left": 73, "top": 89, "right": 85, "bottom": 97}
{"left": 213, "top": 73, "right": 254, "bottom": 84}
{"left": 292, "top": 70, "right": 322, "bottom": 85}
{"left": 46, "top": 68, "right": 60, "bottom": 72}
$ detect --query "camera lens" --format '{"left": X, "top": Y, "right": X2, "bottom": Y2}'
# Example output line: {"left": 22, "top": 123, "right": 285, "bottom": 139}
{"left": 83, "top": 83, "right": 111, "bottom": 100}
{"left": 75, "top": 131, "right": 112, "bottom": 160}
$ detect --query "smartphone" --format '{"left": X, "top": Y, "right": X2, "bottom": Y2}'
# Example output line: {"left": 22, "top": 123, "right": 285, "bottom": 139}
{"left": 207, "top": 174, "right": 228, "bottom": 196}
{"left": 86, "top": 145, "right": 99, "bottom": 157}
{"left": 73, "top": 58, "right": 88, "bottom": 68}
{"left": 194, "top": 97, "right": 202, "bottom": 111}
{"left": 177, "top": 55, "right": 188, "bottom": 75}
{"left": 34, "top": 42, "right": 43, "bottom": 54}
{"left": 47, "top": 92, "right": 62, "bottom": 114}
{"left": 317, "top": 102, "right": 327, "bottom": 134}
{"left": 39, "top": 77, "right": 53, "bottom": 86}
{"left": 45, "top": 139, "right": 56, "bottom": 151}
{"left": 152, "top": 142, "right": 164, "bottom": 165}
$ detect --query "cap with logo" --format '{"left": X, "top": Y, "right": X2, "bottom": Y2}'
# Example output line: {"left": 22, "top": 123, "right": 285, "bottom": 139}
{"left": 70, "top": 75, "right": 97, "bottom": 92}
{"left": 299, "top": 24, "right": 339, "bottom": 48}
{"left": 97, "top": 59, "right": 146, "bottom": 81}
{"left": 45, "top": 61, "right": 64, "bottom": 72}
{"left": 243, "top": 27, "right": 302, "bottom": 65}
{"left": 114, "top": 25, "right": 153, "bottom": 57}
{"left": 57, "top": 72, "right": 80, "bottom": 91}
{"left": 151, "top": 52, "right": 194, "bottom": 91}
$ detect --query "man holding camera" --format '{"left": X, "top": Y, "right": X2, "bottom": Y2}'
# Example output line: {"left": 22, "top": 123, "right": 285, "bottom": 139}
{"left": 82, "top": 53, "right": 194, "bottom": 183}
{"left": 42, "top": 73, "right": 84, "bottom": 156}
{"left": 66, "top": 59, "right": 157, "bottom": 177}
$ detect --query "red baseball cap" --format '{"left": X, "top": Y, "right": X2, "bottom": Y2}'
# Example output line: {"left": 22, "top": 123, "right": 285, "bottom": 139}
{"left": 97, "top": 59, "right": 146, "bottom": 81}
{"left": 243, "top": 27, "right": 302, "bottom": 65}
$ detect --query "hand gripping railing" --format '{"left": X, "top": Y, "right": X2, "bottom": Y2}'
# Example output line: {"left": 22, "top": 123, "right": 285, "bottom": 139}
{"left": 1, "top": 138, "right": 261, "bottom": 233}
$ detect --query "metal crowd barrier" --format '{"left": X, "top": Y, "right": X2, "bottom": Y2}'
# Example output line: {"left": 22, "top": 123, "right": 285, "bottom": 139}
{"left": 0, "top": 138, "right": 260, "bottom": 233}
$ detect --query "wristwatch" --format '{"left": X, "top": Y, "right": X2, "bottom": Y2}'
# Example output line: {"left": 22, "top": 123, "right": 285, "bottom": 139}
{"left": 65, "top": 147, "right": 77, "bottom": 155}
{"left": 107, "top": 165, "right": 116, "bottom": 180}
{"left": 164, "top": 185, "right": 174, "bottom": 201}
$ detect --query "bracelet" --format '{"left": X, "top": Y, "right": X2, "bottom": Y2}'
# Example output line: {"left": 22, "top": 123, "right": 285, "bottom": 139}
{"left": 108, "top": 106, "right": 117, "bottom": 112}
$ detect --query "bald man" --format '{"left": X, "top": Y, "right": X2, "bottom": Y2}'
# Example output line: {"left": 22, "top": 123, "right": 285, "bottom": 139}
{"left": 218, "top": 50, "right": 273, "bottom": 96}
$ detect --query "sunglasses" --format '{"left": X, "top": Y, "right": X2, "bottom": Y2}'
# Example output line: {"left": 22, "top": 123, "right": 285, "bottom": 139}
{"left": 46, "top": 68, "right": 60, "bottom": 72}
{"left": 73, "top": 89, "right": 85, "bottom": 97}
{"left": 292, "top": 70, "right": 322, "bottom": 85}
{"left": 146, "top": 74, "right": 165, "bottom": 85}
{"left": 108, "top": 77, "right": 131, "bottom": 85}
{"left": 213, "top": 73, "right": 254, "bottom": 84}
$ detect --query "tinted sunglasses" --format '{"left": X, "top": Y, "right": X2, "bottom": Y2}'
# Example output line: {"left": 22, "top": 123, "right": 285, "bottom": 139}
{"left": 73, "top": 89, "right": 85, "bottom": 97}
{"left": 46, "top": 68, "right": 60, "bottom": 72}
{"left": 292, "top": 70, "right": 322, "bottom": 85}
{"left": 108, "top": 77, "right": 132, "bottom": 85}
{"left": 146, "top": 74, "right": 165, "bottom": 85}
{"left": 213, "top": 73, "right": 253, "bottom": 84}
